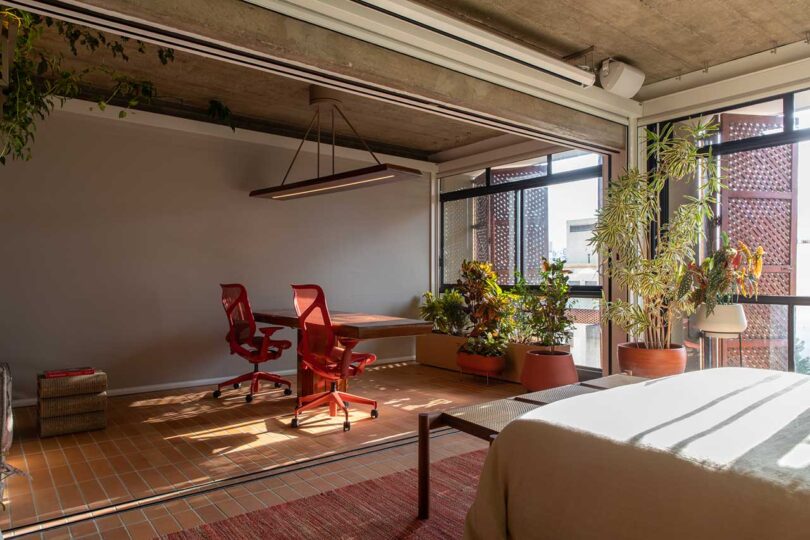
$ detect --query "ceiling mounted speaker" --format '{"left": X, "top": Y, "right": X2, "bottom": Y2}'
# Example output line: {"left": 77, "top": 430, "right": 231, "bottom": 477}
{"left": 599, "top": 59, "right": 645, "bottom": 98}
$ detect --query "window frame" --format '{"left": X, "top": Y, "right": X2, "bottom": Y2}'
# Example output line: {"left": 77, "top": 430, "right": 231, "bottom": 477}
{"left": 439, "top": 153, "right": 605, "bottom": 295}
{"left": 438, "top": 151, "right": 608, "bottom": 372}
{"left": 647, "top": 87, "right": 810, "bottom": 373}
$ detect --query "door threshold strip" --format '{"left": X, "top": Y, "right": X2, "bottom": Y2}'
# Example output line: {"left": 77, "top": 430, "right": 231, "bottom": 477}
{"left": 3, "top": 426, "right": 458, "bottom": 538}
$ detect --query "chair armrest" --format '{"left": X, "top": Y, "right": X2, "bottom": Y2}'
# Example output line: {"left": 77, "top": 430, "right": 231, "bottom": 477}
{"left": 258, "top": 326, "right": 284, "bottom": 336}
{"left": 336, "top": 338, "right": 361, "bottom": 379}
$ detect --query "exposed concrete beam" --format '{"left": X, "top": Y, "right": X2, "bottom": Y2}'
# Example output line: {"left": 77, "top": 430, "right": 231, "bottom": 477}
{"left": 58, "top": 98, "right": 439, "bottom": 173}
{"left": 7, "top": 0, "right": 626, "bottom": 152}
{"left": 431, "top": 134, "right": 564, "bottom": 176}
{"left": 640, "top": 40, "right": 810, "bottom": 124}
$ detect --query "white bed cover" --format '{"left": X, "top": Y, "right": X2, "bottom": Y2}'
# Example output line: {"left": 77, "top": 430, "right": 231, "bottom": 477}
{"left": 465, "top": 367, "right": 810, "bottom": 540}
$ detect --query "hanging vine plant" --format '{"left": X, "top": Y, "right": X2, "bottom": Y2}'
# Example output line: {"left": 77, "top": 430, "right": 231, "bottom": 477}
{"left": 0, "top": 7, "right": 234, "bottom": 165}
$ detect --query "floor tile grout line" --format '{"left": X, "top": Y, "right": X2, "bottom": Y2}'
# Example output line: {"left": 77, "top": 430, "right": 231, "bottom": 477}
{"left": 3, "top": 427, "right": 458, "bottom": 538}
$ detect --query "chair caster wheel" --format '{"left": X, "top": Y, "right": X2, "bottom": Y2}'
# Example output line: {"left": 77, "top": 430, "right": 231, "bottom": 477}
{"left": 233, "top": 383, "right": 240, "bottom": 389}
{"left": 274, "top": 382, "right": 281, "bottom": 388}
{"left": 371, "top": 409, "right": 379, "bottom": 419}
{"left": 343, "top": 422, "right": 351, "bottom": 432}
{"left": 213, "top": 389, "right": 221, "bottom": 399}
{"left": 291, "top": 417, "right": 299, "bottom": 428}
{"left": 245, "top": 394, "right": 253, "bottom": 403}
{"left": 283, "top": 387, "right": 292, "bottom": 396}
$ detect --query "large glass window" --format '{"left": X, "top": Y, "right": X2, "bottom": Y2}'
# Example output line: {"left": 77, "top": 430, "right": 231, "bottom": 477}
{"left": 441, "top": 150, "right": 602, "bottom": 287}
{"left": 440, "top": 169, "right": 486, "bottom": 193}
{"left": 442, "top": 193, "right": 516, "bottom": 285}
{"left": 654, "top": 88, "right": 810, "bottom": 373}
{"left": 491, "top": 156, "right": 547, "bottom": 185}
{"left": 440, "top": 150, "right": 605, "bottom": 369}
{"left": 522, "top": 178, "right": 601, "bottom": 285}
{"left": 569, "top": 297, "right": 602, "bottom": 368}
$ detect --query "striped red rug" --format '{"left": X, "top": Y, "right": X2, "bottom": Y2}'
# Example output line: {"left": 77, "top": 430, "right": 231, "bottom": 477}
{"left": 168, "top": 449, "right": 487, "bottom": 540}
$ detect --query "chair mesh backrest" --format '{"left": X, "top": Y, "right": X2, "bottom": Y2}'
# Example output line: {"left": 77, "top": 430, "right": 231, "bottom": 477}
{"left": 221, "top": 284, "right": 256, "bottom": 344}
{"left": 292, "top": 284, "right": 335, "bottom": 361}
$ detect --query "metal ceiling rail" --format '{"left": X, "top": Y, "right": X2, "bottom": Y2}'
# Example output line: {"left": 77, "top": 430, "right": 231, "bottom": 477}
{"left": 2, "top": 0, "right": 624, "bottom": 155}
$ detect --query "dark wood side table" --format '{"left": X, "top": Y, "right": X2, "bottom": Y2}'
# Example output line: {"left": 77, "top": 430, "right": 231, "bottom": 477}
{"left": 417, "top": 375, "right": 647, "bottom": 519}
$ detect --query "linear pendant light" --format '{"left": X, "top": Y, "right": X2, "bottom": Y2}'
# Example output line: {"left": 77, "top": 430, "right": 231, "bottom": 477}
{"left": 250, "top": 85, "right": 422, "bottom": 201}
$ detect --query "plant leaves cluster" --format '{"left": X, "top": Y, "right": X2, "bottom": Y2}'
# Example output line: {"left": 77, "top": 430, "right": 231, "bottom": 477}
{"left": 684, "top": 232, "right": 764, "bottom": 314}
{"left": 419, "top": 258, "right": 575, "bottom": 357}
{"left": 0, "top": 8, "right": 175, "bottom": 164}
{"left": 454, "top": 260, "right": 513, "bottom": 356}
{"left": 512, "top": 258, "right": 574, "bottom": 350}
{"left": 0, "top": 7, "right": 234, "bottom": 164}
{"left": 589, "top": 120, "right": 722, "bottom": 349}
{"left": 419, "top": 290, "right": 467, "bottom": 336}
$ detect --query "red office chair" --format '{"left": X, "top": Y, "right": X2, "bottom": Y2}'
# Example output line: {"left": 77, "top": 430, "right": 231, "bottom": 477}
{"left": 216, "top": 284, "right": 293, "bottom": 403}
{"left": 291, "top": 284, "right": 378, "bottom": 431}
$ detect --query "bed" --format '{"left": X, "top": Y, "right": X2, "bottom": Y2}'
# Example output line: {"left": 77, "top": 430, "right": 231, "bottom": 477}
{"left": 465, "top": 367, "right": 810, "bottom": 540}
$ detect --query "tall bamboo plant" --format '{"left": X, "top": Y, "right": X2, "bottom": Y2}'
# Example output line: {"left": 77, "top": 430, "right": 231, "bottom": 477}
{"left": 590, "top": 120, "right": 722, "bottom": 349}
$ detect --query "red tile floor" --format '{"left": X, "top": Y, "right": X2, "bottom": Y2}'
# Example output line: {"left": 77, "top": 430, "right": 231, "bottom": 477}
{"left": 3, "top": 362, "right": 521, "bottom": 539}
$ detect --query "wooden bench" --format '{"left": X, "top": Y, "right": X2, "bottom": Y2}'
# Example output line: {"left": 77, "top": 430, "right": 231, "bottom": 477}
{"left": 417, "top": 374, "right": 647, "bottom": 519}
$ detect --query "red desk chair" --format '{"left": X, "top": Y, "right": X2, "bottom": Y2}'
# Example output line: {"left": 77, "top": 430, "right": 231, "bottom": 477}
{"left": 216, "top": 284, "right": 293, "bottom": 403}
{"left": 291, "top": 284, "right": 378, "bottom": 431}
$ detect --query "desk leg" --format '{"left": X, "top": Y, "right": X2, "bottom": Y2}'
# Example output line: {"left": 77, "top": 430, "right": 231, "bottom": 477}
{"left": 418, "top": 412, "right": 442, "bottom": 520}
{"left": 296, "top": 329, "right": 311, "bottom": 398}
{"left": 297, "top": 329, "right": 349, "bottom": 405}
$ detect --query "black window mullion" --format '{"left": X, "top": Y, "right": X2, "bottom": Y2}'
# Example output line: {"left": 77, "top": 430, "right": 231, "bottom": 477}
{"left": 439, "top": 199, "right": 445, "bottom": 290}
{"left": 788, "top": 304, "right": 796, "bottom": 372}
{"left": 440, "top": 165, "right": 602, "bottom": 202}
{"left": 785, "top": 93, "right": 795, "bottom": 133}
{"left": 514, "top": 190, "right": 523, "bottom": 275}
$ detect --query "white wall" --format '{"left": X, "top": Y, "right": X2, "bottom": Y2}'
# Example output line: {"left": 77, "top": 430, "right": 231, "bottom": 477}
{"left": 0, "top": 111, "right": 430, "bottom": 400}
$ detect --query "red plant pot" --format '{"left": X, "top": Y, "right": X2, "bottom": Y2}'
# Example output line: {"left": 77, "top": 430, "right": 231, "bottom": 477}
{"left": 520, "top": 349, "right": 578, "bottom": 391}
{"left": 617, "top": 342, "right": 686, "bottom": 378}
{"left": 457, "top": 352, "right": 505, "bottom": 377}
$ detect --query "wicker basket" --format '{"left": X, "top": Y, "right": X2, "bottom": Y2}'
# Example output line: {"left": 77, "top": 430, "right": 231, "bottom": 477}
{"left": 39, "top": 411, "right": 106, "bottom": 438}
{"left": 38, "top": 372, "right": 107, "bottom": 399}
{"left": 39, "top": 392, "right": 107, "bottom": 419}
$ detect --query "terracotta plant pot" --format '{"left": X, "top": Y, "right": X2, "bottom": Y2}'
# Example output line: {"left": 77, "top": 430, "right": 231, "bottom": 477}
{"left": 457, "top": 352, "right": 505, "bottom": 378}
{"left": 505, "top": 342, "right": 571, "bottom": 384}
{"left": 520, "top": 349, "right": 578, "bottom": 391}
{"left": 617, "top": 342, "right": 686, "bottom": 378}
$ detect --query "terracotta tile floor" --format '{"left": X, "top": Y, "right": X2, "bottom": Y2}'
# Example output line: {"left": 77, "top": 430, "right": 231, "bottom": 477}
{"left": 3, "top": 362, "right": 521, "bottom": 538}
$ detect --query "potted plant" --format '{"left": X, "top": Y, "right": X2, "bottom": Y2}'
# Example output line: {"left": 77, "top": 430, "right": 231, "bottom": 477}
{"left": 416, "top": 290, "right": 469, "bottom": 369}
{"left": 687, "top": 233, "right": 764, "bottom": 337}
{"left": 455, "top": 260, "right": 512, "bottom": 379}
{"left": 518, "top": 259, "right": 578, "bottom": 391}
{"left": 590, "top": 120, "right": 722, "bottom": 378}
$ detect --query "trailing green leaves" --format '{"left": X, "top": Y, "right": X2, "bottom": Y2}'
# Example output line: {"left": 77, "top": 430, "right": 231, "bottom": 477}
{"left": 590, "top": 119, "right": 722, "bottom": 349}
{"left": 0, "top": 7, "right": 179, "bottom": 164}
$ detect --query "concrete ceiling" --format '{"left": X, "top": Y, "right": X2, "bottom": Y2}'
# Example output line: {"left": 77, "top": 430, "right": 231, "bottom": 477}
{"left": 410, "top": 0, "right": 810, "bottom": 85}
{"left": 37, "top": 28, "right": 503, "bottom": 160}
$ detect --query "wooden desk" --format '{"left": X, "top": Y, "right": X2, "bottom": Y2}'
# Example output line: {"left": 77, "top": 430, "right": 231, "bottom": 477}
{"left": 253, "top": 309, "right": 433, "bottom": 397}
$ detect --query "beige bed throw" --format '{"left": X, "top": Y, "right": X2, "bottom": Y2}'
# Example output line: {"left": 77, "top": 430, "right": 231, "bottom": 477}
{"left": 465, "top": 367, "right": 810, "bottom": 540}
